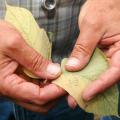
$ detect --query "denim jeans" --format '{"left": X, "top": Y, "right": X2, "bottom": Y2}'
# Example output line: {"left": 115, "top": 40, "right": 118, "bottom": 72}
{"left": 14, "top": 83, "right": 120, "bottom": 120}
{"left": 101, "top": 116, "right": 120, "bottom": 120}
{"left": 14, "top": 98, "right": 93, "bottom": 120}
{"left": 0, "top": 98, "right": 14, "bottom": 120}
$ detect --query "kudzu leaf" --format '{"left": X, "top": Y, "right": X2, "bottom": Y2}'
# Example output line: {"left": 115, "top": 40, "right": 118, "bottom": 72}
{"left": 5, "top": 4, "right": 52, "bottom": 78}
{"left": 53, "top": 49, "right": 119, "bottom": 116}
{"left": 5, "top": 4, "right": 119, "bottom": 116}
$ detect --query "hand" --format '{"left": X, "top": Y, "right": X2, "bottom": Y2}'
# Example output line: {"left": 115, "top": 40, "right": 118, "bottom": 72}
{"left": 0, "top": 20, "right": 66, "bottom": 113}
{"left": 65, "top": 0, "right": 120, "bottom": 103}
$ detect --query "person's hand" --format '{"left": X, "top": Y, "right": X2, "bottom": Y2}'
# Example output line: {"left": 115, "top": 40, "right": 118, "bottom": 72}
{"left": 0, "top": 20, "right": 66, "bottom": 113}
{"left": 65, "top": 0, "right": 120, "bottom": 104}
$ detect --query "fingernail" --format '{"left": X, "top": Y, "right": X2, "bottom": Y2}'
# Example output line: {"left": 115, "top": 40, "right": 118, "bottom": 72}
{"left": 47, "top": 63, "right": 61, "bottom": 76}
{"left": 66, "top": 57, "right": 80, "bottom": 67}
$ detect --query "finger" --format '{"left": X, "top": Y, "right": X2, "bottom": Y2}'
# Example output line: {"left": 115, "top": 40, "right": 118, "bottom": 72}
{"left": 83, "top": 66, "right": 120, "bottom": 101}
{"left": 4, "top": 36, "right": 61, "bottom": 79}
{"left": 15, "top": 100, "right": 55, "bottom": 113}
{"left": 103, "top": 42, "right": 120, "bottom": 58}
{"left": 1, "top": 74, "right": 66, "bottom": 105}
{"left": 1, "top": 74, "right": 45, "bottom": 105}
{"left": 66, "top": 21, "right": 103, "bottom": 71}
{"left": 66, "top": 95, "right": 77, "bottom": 109}
{"left": 38, "top": 84, "right": 67, "bottom": 103}
{"left": 99, "top": 33, "right": 120, "bottom": 47}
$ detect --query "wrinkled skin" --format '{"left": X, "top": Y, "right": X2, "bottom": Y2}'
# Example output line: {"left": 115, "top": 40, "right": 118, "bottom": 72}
{"left": 0, "top": 20, "right": 66, "bottom": 113}
{"left": 1, "top": 0, "right": 120, "bottom": 112}
{"left": 66, "top": 0, "right": 120, "bottom": 106}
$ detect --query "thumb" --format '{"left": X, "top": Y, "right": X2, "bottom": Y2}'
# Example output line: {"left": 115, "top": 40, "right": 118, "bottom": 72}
{"left": 66, "top": 25, "right": 103, "bottom": 71}
{"left": 5, "top": 37, "right": 61, "bottom": 80}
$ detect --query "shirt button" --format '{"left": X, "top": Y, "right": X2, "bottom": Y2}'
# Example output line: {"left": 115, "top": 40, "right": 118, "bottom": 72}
{"left": 41, "top": 0, "right": 56, "bottom": 10}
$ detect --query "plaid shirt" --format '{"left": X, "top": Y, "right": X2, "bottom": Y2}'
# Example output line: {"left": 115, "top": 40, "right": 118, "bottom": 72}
{"left": 0, "top": 0, "right": 84, "bottom": 63}
{"left": 0, "top": 1, "right": 94, "bottom": 120}
{"left": 0, "top": 1, "right": 119, "bottom": 120}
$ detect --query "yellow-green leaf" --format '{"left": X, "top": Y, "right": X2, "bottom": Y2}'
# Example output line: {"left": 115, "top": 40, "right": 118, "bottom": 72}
{"left": 5, "top": 4, "right": 52, "bottom": 78}
{"left": 53, "top": 49, "right": 119, "bottom": 116}
{"left": 5, "top": 4, "right": 119, "bottom": 116}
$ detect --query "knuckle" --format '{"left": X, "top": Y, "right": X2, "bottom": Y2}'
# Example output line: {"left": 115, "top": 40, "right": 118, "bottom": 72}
{"left": 82, "top": 16, "right": 102, "bottom": 31}
{"left": 73, "top": 43, "right": 90, "bottom": 57}
{"left": 6, "top": 33, "right": 22, "bottom": 49}
{"left": 31, "top": 53, "right": 48, "bottom": 72}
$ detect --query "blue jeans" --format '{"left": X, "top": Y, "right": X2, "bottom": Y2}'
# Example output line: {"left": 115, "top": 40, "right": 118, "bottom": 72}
{"left": 101, "top": 116, "right": 120, "bottom": 120}
{"left": 0, "top": 98, "right": 14, "bottom": 120}
{"left": 14, "top": 98, "right": 93, "bottom": 120}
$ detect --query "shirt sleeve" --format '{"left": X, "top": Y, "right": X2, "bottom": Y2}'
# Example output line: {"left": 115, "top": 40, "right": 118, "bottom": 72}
{"left": 0, "top": 0, "right": 6, "bottom": 19}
